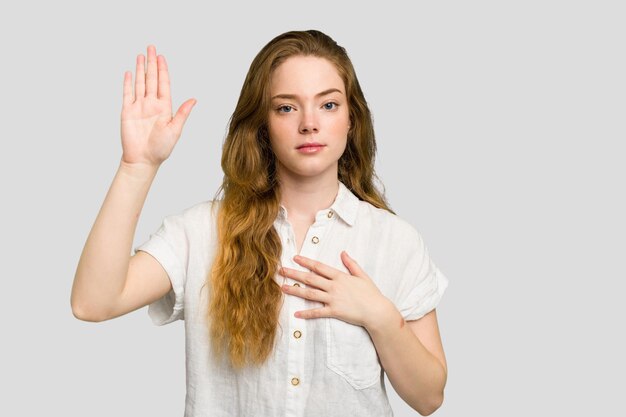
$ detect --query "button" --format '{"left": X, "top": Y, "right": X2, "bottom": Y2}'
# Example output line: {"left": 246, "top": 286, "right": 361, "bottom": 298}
{"left": 294, "top": 283, "right": 301, "bottom": 287}
{"left": 311, "top": 236, "right": 319, "bottom": 244}
{"left": 291, "top": 377, "right": 300, "bottom": 386}
{"left": 293, "top": 330, "right": 302, "bottom": 339}
{"left": 327, "top": 211, "right": 333, "bottom": 218}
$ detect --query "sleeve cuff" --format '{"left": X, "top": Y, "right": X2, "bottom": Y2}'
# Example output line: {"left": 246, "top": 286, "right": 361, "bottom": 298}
{"left": 133, "top": 233, "right": 185, "bottom": 325}
{"left": 401, "top": 267, "right": 449, "bottom": 321}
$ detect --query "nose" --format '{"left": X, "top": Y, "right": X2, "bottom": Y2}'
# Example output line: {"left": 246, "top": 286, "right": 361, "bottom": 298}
{"left": 298, "top": 108, "right": 319, "bottom": 134}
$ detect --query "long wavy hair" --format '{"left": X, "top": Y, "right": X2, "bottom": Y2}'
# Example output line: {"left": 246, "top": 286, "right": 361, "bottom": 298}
{"left": 204, "top": 29, "right": 395, "bottom": 370}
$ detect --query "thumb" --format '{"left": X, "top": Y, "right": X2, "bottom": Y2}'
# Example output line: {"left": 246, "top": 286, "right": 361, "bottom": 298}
{"left": 341, "top": 251, "right": 365, "bottom": 278}
{"left": 170, "top": 98, "right": 197, "bottom": 133}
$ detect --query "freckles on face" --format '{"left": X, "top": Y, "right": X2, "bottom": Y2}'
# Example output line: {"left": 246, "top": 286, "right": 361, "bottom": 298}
{"left": 266, "top": 55, "right": 351, "bottom": 178}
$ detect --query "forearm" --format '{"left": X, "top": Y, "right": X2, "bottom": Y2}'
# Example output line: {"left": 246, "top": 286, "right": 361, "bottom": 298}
{"left": 71, "top": 159, "right": 158, "bottom": 321}
{"left": 366, "top": 300, "right": 447, "bottom": 415}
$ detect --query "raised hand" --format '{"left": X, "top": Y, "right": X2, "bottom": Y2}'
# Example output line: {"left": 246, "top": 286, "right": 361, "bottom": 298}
{"left": 120, "top": 45, "right": 196, "bottom": 168}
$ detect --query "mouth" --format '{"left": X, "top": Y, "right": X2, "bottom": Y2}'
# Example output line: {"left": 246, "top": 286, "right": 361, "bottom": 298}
{"left": 296, "top": 142, "right": 326, "bottom": 149}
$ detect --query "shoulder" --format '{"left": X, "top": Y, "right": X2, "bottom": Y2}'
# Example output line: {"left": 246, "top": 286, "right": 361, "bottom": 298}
{"left": 181, "top": 199, "right": 220, "bottom": 218}
{"left": 164, "top": 199, "right": 220, "bottom": 232}
{"left": 357, "top": 200, "right": 421, "bottom": 242}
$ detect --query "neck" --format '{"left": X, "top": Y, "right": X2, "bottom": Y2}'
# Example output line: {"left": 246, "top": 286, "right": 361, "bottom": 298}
{"left": 277, "top": 169, "right": 340, "bottom": 223}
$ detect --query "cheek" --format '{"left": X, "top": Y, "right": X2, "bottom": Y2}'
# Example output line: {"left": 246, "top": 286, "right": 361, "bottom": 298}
{"left": 267, "top": 126, "right": 289, "bottom": 160}
{"left": 330, "top": 111, "right": 350, "bottom": 135}
{"left": 331, "top": 118, "right": 350, "bottom": 145}
{"left": 267, "top": 117, "right": 291, "bottom": 142}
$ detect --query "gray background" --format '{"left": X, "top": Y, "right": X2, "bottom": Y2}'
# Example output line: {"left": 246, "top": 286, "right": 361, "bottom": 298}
{"left": 1, "top": 0, "right": 624, "bottom": 415}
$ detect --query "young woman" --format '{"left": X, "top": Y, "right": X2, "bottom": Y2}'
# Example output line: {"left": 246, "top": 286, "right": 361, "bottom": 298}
{"left": 71, "top": 30, "right": 449, "bottom": 416}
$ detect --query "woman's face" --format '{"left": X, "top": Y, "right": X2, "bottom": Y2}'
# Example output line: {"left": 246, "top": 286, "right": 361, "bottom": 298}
{"left": 267, "top": 55, "right": 351, "bottom": 182}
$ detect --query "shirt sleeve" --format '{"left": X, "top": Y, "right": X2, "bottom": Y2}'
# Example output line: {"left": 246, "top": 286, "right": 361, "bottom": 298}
{"left": 394, "top": 225, "right": 449, "bottom": 321}
{"left": 133, "top": 211, "right": 189, "bottom": 326}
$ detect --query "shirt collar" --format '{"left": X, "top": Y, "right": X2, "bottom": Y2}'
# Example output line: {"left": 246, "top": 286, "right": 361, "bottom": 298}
{"left": 330, "top": 180, "right": 359, "bottom": 226}
{"left": 277, "top": 180, "right": 360, "bottom": 226}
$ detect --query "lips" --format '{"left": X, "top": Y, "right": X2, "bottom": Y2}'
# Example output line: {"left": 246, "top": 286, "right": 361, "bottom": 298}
{"left": 296, "top": 142, "right": 325, "bottom": 149}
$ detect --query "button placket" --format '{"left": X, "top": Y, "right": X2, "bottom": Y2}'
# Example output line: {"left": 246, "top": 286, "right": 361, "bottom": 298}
{"left": 279, "top": 209, "right": 336, "bottom": 399}
{"left": 277, "top": 218, "right": 307, "bottom": 397}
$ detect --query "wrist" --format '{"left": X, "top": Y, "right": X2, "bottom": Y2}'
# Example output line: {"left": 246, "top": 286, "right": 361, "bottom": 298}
{"left": 365, "top": 297, "right": 403, "bottom": 336}
{"left": 118, "top": 159, "right": 160, "bottom": 181}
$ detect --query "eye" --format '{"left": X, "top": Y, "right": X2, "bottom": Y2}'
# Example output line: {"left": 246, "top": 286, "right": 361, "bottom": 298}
{"left": 324, "top": 102, "right": 339, "bottom": 110}
{"left": 276, "top": 105, "right": 293, "bottom": 113}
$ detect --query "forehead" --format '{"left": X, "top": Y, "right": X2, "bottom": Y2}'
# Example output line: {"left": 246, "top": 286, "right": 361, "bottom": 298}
{"left": 269, "top": 55, "right": 344, "bottom": 93}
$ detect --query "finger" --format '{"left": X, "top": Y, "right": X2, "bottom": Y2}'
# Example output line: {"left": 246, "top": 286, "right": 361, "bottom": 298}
{"left": 293, "top": 255, "right": 341, "bottom": 280}
{"left": 157, "top": 54, "right": 171, "bottom": 101}
{"left": 135, "top": 53, "right": 145, "bottom": 99}
{"left": 341, "top": 251, "right": 366, "bottom": 278}
{"left": 294, "top": 307, "right": 331, "bottom": 319}
{"left": 282, "top": 284, "right": 331, "bottom": 304}
{"left": 145, "top": 45, "right": 158, "bottom": 98}
{"left": 169, "top": 98, "right": 197, "bottom": 133}
{"left": 122, "top": 71, "right": 133, "bottom": 107}
{"left": 280, "top": 267, "right": 331, "bottom": 291}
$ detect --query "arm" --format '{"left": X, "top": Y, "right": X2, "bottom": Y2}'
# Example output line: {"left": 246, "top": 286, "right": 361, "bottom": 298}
{"left": 366, "top": 304, "right": 447, "bottom": 416}
{"left": 70, "top": 44, "right": 196, "bottom": 321}
{"left": 71, "top": 161, "right": 158, "bottom": 321}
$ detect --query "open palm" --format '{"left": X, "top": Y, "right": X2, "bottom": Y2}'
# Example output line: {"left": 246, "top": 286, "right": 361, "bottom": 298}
{"left": 120, "top": 45, "right": 196, "bottom": 168}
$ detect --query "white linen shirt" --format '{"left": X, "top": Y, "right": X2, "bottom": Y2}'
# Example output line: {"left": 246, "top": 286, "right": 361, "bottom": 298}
{"left": 133, "top": 180, "right": 449, "bottom": 417}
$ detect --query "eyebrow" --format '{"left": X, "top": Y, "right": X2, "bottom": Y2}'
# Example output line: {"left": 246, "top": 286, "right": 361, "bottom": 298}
{"left": 271, "top": 88, "right": 343, "bottom": 101}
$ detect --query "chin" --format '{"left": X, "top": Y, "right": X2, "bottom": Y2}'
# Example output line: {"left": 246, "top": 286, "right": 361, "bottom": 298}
{"left": 292, "top": 168, "right": 332, "bottom": 178}
{"left": 279, "top": 163, "right": 337, "bottom": 179}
